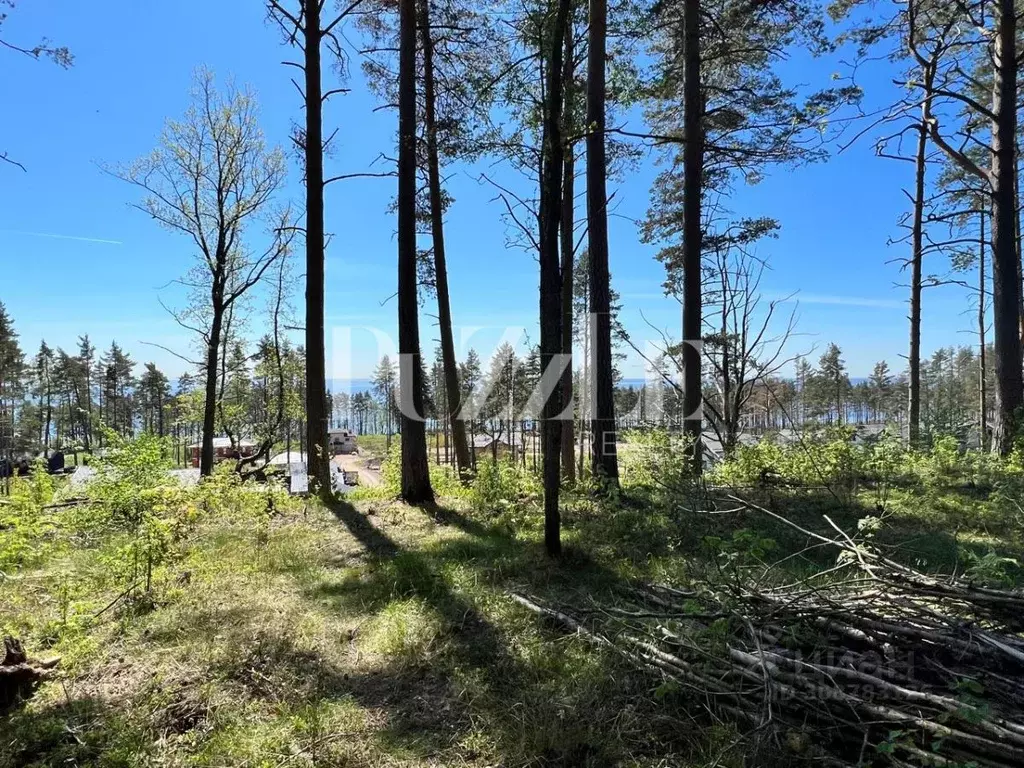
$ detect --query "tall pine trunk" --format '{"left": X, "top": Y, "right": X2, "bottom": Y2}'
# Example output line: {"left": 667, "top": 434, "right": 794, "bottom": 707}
{"left": 1015, "top": 149, "right": 1022, "bottom": 351}
{"left": 587, "top": 0, "right": 619, "bottom": 487}
{"left": 719, "top": 277, "right": 733, "bottom": 454}
{"left": 559, "top": 17, "right": 576, "bottom": 485}
{"left": 908, "top": 113, "right": 927, "bottom": 448}
{"left": 681, "top": 0, "right": 704, "bottom": 473}
{"left": 980, "top": 208, "right": 988, "bottom": 450}
{"left": 539, "top": 0, "right": 571, "bottom": 556}
{"left": 990, "top": 0, "right": 1023, "bottom": 454}
{"left": 419, "top": 0, "right": 472, "bottom": 478}
{"left": 200, "top": 295, "right": 224, "bottom": 476}
{"left": 42, "top": 382, "right": 51, "bottom": 456}
{"left": 398, "top": 0, "right": 433, "bottom": 503}
{"left": 577, "top": 282, "right": 589, "bottom": 478}
{"left": 82, "top": 366, "right": 92, "bottom": 451}
{"left": 303, "top": 0, "right": 331, "bottom": 497}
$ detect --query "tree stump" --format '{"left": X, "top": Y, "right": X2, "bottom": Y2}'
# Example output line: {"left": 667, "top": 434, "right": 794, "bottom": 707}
{"left": 0, "top": 636, "right": 59, "bottom": 712}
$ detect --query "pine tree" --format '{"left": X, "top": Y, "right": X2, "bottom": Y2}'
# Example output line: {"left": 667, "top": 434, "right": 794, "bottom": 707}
{"left": 643, "top": 0, "right": 856, "bottom": 471}
{"left": 138, "top": 363, "right": 170, "bottom": 436}
{"left": 817, "top": 344, "right": 849, "bottom": 426}
{"left": 372, "top": 356, "right": 398, "bottom": 450}
{"left": 33, "top": 341, "right": 55, "bottom": 453}
{"left": 0, "top": 303, "right": 23, "bottom": 438}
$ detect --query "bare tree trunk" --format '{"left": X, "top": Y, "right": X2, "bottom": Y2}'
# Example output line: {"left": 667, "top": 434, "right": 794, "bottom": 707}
{"left": 719, "top": 267, "right": 733, "bottom": 454}
{"left": 443, "top": 410, "right": 450, "bottom": 464}
{"left": 419, "top": 0, "right": 472, "bottom": 479}
{"left": 991, "top": 0, "right": 1023, "bottom": 455}
{"left": 42, "top": 387, "right": 51, "bottom": 456}
{"left": 1016, "top": 147, "right": 1022, "bottom": 351}
{"left": 540, "top": 0, "right": 571, "bottom": 556}
{"left": 303, "top": 0, "right": 331, "bottom": 497}
{"left": 82, "top": 363, "right": 92, "bottom": 451}
{"left": 908, "top": 117, "right": 927, "bottom": 448}
{"left": 980, "top": 209, "right": 988, "bottom": 450}
{"left": 200, "top": 295, "right": 224, "bottom": 476}
{"left": 559, "top": 16, "right": 576, "bottom": 485}
{"left": 398, "top": 0, "right": 433, "bottom": 503}
{"left": 681, "top": 0, "right": 704, "bottom": 474}
{"left": 578, "top": 287, "right": 589, "bottom": 479}
{"left": 587, "top": 0, "right": 619, "bottom": 488}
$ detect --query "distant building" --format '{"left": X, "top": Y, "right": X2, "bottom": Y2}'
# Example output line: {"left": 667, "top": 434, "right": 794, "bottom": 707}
{"left": 471, "top": 434, "right": 518, "bottom": 461}
{"left": 189, "top": 437, "right": 256, "bottom": 468}
{"left": 328, "top": 429, "right": 358, "bottom": 455}
{"left": 268, "top": 450, "right": 307, "bottom": 469}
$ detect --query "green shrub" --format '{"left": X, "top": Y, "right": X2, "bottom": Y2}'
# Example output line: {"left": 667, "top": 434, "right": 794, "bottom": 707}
{"left": 0, "top": 473, "right": 57, "bottom": 572}
{"left": 471, "top": 458, "right": 541, "bottom": 521}
{"left": 708, "top": 427, "right": 867, "bottom": 496}
{"left": 618, "top": 429, "right": 697, "bottom": 494}
{"left": 89, "top": 429, "right": 173, "bottom": 525}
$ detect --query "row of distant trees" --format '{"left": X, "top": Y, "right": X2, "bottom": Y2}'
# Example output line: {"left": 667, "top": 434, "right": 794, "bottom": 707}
{"left": 0, "top": 301, "right": 309, "bottom": 463}
{"left": 0, "top": 305, "right": 171, "bottom": 457}
{"left": 0, "top": 288, "right": 991, "bottom": 468}
{"left": 354, "top": 339, "right": 992, "bottom": 456}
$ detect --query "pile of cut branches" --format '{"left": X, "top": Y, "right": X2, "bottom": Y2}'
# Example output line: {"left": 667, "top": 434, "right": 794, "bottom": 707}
{"left": 514, "top": 500, "right": 1024, "bottom": 767}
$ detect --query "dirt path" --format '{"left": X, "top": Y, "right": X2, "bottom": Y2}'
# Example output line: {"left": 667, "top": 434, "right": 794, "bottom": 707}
{"left": 331, "top": 452, "right": 381, "bottom": 487}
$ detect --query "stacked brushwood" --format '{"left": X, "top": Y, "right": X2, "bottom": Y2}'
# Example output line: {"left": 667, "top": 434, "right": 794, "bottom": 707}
{"left": 512, "top": 500, "right": 1024, "bottom": 767}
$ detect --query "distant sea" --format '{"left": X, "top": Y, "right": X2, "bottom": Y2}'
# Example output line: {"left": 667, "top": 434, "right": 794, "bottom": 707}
{"left": 328, "top": 377, "right": 867, "bottom": 395}
{"left": 328, "top": 379, "right": 374, "bottom": 395}
{"left": 329, "top": 377, "right": 654, "bottom": 395}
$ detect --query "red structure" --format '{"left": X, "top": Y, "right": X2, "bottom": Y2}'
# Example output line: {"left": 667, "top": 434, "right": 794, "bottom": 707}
{"left": 188, "top": 438, "right": 257, "bottom": 468}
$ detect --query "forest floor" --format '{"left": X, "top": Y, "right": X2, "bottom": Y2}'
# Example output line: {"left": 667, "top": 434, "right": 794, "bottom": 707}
{"left": 3, "top": 462, "right": 1021, "bottom": 768}
{"left": 1, "top": 496, "right": 715, "bottom": 768}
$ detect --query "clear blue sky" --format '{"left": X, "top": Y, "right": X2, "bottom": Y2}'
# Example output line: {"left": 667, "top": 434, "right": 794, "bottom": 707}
{"left": 0, "top": 0, "right": 981, "bottom": 381}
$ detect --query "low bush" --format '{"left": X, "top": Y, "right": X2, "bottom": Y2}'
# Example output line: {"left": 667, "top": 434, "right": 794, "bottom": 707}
{"left": 471, "top": 458, "right": 541, "bottom": 530}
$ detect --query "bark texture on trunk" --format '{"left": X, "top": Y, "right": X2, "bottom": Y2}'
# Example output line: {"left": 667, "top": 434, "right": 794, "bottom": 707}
{"left": 577, "top": 284, "right": 589, "bottom": 479}
{"left": 990, "top": 0, "right": 1023, "bottom": 455}
{"left": 718, "top": 272, "right": 733, "bottom": 455}
{"left": 200, "top": 295, "right": 223, "bottom": 476}
{"left": 419, "top": 0, "right": 472, "bottom": 478}
{"left": 539, "top": 0, "right": 572, "bottom": 556}
{"left": 681, "top": 0, "right": 704, "bottom": 473}
{"left": 586, "top": 0, "right": 619, "bottom": 487}
{"left": 908, "top": 118, "right": 927, "bottom": 448}
{"left": 398, "top": 0, "right": 434, "bottom": 503}
{"left": 1015, "top": 150, "right": 1022, "bottom": 350}
{"left": 303, "top": 0, "right": 331, "bottom": 497}
{"left": 560, "top": 17, "right": 576, "bottom": 485}
{"left": 980, "top": 209, "right": 988, "bottom": 451}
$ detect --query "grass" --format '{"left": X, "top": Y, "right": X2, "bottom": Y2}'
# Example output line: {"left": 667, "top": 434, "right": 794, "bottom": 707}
{"left": 354, "top": 434, "right": 391, "bottom": 458}
{"left": 3, "top": 441, "right": 1022, "bottom": 767}
{"left": 1, "top": 490, "right": 719, "bottom": 768}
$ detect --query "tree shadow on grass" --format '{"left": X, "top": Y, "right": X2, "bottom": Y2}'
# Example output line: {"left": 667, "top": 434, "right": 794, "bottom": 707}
{"left": 420, "top": 500, "right": 497, "bottom": 540}
{"left": 1, "top": 694, "right": 147, "bottom": 767}
{"left": 322, "top": 497, "right": 532, "bottom": 670}
{"left": 319, "top": 496, "right": 675, "bottom": 766}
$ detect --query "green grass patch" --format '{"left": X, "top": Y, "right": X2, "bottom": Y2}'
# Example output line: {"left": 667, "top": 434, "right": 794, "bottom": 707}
{"left": 6, "top": 430, "right": 1024, "bottom": 766}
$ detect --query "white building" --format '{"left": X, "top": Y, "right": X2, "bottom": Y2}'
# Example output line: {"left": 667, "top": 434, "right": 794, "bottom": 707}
{"left": 329, "top": 429, "right": 358, "bottom": 455}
